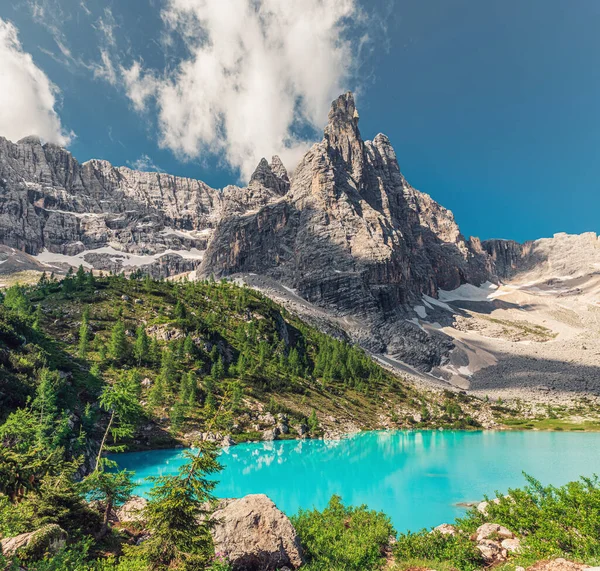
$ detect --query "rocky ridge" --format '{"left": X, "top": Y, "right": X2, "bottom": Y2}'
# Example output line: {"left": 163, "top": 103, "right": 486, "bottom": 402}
{"left": 0, "top": 93, "right": 598, "bottom": 398}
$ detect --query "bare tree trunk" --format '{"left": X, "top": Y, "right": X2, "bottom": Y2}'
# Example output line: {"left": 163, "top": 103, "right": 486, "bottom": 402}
{"left": 94, "top": 409, "right": 115, "bottom": 472}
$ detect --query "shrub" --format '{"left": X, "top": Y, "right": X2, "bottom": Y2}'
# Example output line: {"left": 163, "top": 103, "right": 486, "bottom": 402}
{"left": 292, "top": 495, "right": 394, "bottom": 571}
{"left": 459, "top": 474, "right": 600, "bottom": 562}
{"left": 394, "top": 530, "right": 483, "bottom": 571}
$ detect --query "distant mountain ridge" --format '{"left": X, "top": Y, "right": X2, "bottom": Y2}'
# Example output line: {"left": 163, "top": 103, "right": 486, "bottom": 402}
{"left": 0, "top": 93, "right": 598, "bottom": 396}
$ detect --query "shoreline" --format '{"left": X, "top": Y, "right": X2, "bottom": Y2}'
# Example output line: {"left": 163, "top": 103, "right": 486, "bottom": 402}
{"left": 121, "top": 424, "right": 600, "bottom": 456}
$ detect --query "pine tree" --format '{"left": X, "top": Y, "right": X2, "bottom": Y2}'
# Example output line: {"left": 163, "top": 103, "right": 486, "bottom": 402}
{"left": 108, "top": 319, "right": 129, "bottom": 363}
{"left": 96, "top": 339, "right": 107, "bottom": 362}
{"left": 179, "top": 371, "right": 197, "bottom": 407}
{"left": 133, "top": 326, "right": 149, "bottom": 365}
{"left": 159, "top": 348, "right": 177, "bottom": 391}
{"left": 78, "top": 307, "right": 91, "bottom": 358}
{"left": 148, "top": 374, "right": 167, "bottom": 408}
{"left": 288, "top": 347, "right": 302, "bottom": 376}
{"left": 83, "top": 372, "right": 142, "bottom": 538}
{"left": 211, "top": 356, "right": 226, "bottom": 380}
{"left": 3, "top": 285, "right": 31, "bottom": 316}
{"left": 75, "top": 264, "right": 86, "bottom": 288}
{"left": 308, "top": 409, "right": 319, "bottom": 434}
{"left": 62, "top": 268, "right": 75, "bottom": 295}
{"left": 183, "top": 334, "right": 195, "bottom": 359}
{"left": 32, "top": 304, "right": 43, "bottom": 331}
{"left": 174, "top": 300, "right": 186, "bottom": 320}
{"left": 148, "top": 336, "right": 160, "bottom": 366}
{"left": 141, "top": 444, "right": 222, "bottom": 569}
{"left": 32, "top": 369, "right": 61, "bottom": 444}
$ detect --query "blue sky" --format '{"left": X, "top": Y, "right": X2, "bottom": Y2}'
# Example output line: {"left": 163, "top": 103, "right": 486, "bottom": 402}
{"left": 0, "top": 0, "right": 598, "bottom": 243}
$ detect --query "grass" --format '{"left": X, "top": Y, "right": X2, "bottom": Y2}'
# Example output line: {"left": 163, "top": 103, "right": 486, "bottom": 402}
{"left": 478, "top": 314, "right": 558, "bottom": 340}
{"left": 502, "top": 417, "right": 600, "bottom": 431}
{"left": 392, "top": 558, "right": 468, "bottom": 571}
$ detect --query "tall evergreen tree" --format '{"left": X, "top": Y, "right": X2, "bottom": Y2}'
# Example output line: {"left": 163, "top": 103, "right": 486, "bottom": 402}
{"left": 141, "top": 444, "right": 222, "bottom": 569}
{"left": 78, "top": 307, "right": 91, "bottom": 358}
{"left": 174, "top": 300, "right": 186, "bottom": 320}
{"left": 32, "top": 304, "right": 43, "bottom": 331}
{"left": 108, "top": 319, "right": 129, "bottom": 363}
{"left": 75, "top": 264, "right": 86, "bottom": 288}
{"left": 133, "top": 325, "right": 150, "bottom": 365}
{"left": 3, "top": 285, "right": 31, "bottom": 316}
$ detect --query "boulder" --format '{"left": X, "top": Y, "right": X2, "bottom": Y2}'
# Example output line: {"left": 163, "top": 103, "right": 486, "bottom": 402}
{"left": 258, "top": 412, "right": 276, "bottom": 426}
{"left": 222, "top": 435, "right": 236, "bottom": 447}
{"left": 477, "top": 539, "right": 508, "bottom": 563}
{"left": 527, "top": 559, "right": 592, "bottom": 571}
{"left": 472, "top": 522, "right": 514, "bottom": 542}
{"left": 502, "top": 537, "right": 521, "bottom": 553}
{"left": 477, "top": 495, "right": 510, "bottom": 515}
{"left": 211, "top": 494, "right": 304, "bottom": 570}
{"left": 432, "top": 523, "right": 457, "bottom": 536}
{"left": 117, "top": 496, "right": 148, "bottom": 524}
{"left": 293, "top": 424, "right": 308, "bottom": 437}
{"left": 1, "top": 524, "right": 67, "bottom": 559}
{"left": 263, "top": 427, "right": 280, "bottom": 441}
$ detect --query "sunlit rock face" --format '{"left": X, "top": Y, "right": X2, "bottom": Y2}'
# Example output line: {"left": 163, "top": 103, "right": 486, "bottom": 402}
{"left": 5, "top": 92, "right": 596, "bottom": 379}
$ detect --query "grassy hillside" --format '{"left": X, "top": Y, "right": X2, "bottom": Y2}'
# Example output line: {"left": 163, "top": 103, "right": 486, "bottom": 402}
{"left": 2, "top": 269, "right": 483, "bottom": 457}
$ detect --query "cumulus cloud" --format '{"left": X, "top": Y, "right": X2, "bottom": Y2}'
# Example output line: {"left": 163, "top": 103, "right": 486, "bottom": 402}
{"left": 0, "top": 18, "right": 71, "bottom": 145}
{"left": 122, "top": 0, "right": 362, "bottom": 180}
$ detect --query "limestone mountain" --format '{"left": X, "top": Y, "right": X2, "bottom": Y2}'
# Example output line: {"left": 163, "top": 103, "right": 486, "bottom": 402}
{"left": 0, "top": 92, "right": 598, "bottom": 400}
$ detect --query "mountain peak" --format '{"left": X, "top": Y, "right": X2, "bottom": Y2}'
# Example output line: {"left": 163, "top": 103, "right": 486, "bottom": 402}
{"left": 324, "top": 92, "right": 361, "bottom": 144}
{"left": 323, "top": 92, "right": 365, "bottom": 183}
{"left": 269, "top": 155, "right": 289, "bottom": 182}
{"left": 17, "top": 135, "right": 43, "bottom": 146}
{"left": 249, "top": 157, "right": 289, "bottom": 195}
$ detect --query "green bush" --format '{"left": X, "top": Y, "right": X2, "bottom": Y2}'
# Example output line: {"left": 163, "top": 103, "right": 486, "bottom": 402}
{"left": 292, "top": 495, "right": 394, "bottom": 571}
{"left": 394, "top": 530, "right": 483, "bottom": 571}
{"left": 459, "top": 474, "right": 600, "bottom": 562}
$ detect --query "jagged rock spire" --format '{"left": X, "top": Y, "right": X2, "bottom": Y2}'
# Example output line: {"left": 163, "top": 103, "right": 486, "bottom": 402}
{"left": 249, "top": 157, "right": 290, "bottom": 196}
{"left": 323, "top": 92, "right": 364, "bottom": 184}
{"left": 324, "top": 91, "right": 361, "bottom": 142}
{"left": 269, "top": 155, "right": 289, "bottom": 183}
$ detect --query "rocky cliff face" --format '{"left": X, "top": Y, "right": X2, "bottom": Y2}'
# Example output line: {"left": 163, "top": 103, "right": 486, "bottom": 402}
{"left": 1, "top": 92, "right": 596, "bottom": 377}
{"left": 203, "top": 93, "right": 493, "bottom": 309}
{"left": 0, "top": 135, "right": 288, "bottom": 275}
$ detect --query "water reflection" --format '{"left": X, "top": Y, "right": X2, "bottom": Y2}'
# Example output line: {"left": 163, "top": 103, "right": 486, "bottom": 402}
{"left": 111, "top": 430, "right": 600, "bottom": 532}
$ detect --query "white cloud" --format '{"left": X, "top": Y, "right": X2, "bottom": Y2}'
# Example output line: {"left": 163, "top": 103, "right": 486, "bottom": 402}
{"left": 122, "top": 0, "right": 362, "bottom": 180}
{"left": 122, "top": 61, "right": 157, "bottom": 112}
{"left": 127, "top": 154, "right": 163, "bottom": 172}
{"left": 0, "top": 18, "right": 71, "bottom": 145}
{"left": 94, "top": 7, "right": 117, "bottom": 48}
{"left": 93, "top": 49, "right": 118, "bottom": 85}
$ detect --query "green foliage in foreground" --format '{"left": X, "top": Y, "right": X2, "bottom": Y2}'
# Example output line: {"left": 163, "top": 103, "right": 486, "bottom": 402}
{"left": 394, "top": 530, "right": 483, "bottom": 571}
{"left": 139, "top": 444, "right": 222, "bottom": 570}
{"left": 464, "top": 474, "right": 600, "bottom": 563}
{"left": 291, "top": 495, "right": 394, "bottom": 571}
{"left": 394, "top": 474, "right": 600, "bottom": 571}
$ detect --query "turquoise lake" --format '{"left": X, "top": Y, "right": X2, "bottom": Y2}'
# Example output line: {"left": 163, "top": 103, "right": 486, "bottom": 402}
{"left": 112, "top": 430, "right": 600, "bottom": 532}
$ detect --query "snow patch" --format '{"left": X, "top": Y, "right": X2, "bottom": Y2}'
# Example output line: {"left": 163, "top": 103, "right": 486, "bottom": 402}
{"left": 160, "top": 227, "right": 211, "bottom": 239}
{"left": 422, "top": 295, "right": 453, "bottom": 312}
{"left": 36, "top": 249, "right": 93, "bottom": 269}
{"left": 34, "top": 245, "right": 204, "bottom": 269}
{"left": 438, "top": 281, "right": 500, "bottom": 302}
{"left": 44, "top": 208, "right": 102, "bottom": 219}
{"left": 413, "top": 305, "right": 427, "bottom": 319}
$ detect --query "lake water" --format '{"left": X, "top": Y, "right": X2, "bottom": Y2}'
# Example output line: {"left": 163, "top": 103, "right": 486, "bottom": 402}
{"left": 112, "top": 430, "right": 600, "bottom": 532}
